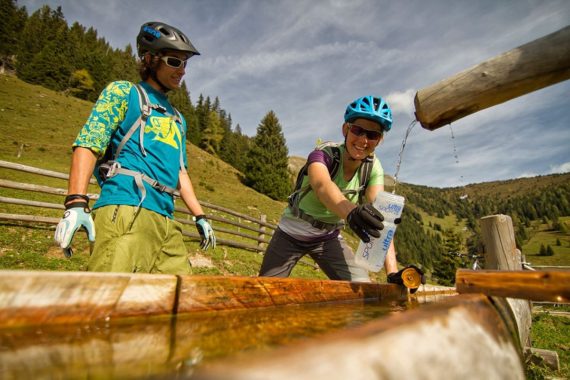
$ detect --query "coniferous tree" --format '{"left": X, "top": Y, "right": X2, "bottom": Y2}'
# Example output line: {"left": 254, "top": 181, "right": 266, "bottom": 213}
{"left": 201, "top": 110, "right": 224, "bottom": 155}
{"left": 244, "top": 111, "right": 290, "bottom": 200}
{"left": 0, "top": 0, "right": 27, "bottom": 70}
{"left": 17, "top": 5, "right": 68, "bottom": 86}
{"left": 109, "top": 44, "right": 139, "bottom": 84}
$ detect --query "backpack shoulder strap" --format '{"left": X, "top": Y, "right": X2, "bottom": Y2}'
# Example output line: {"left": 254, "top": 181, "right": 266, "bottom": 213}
{"left": 133, "top": 83, "right": 151, "bottom": 157}
{"left": 358, "top": 154, "right": 374, "bottom": 204}
{"left": 112, "top": 83, "right": 150, "bottom": 160}
{"left": 313, "top": 141, "right": 342, "bottom": 180}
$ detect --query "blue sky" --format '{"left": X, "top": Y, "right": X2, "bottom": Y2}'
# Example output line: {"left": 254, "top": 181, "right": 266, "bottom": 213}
{"left": 20, "top": 0, "right": 570, "bottom": 188}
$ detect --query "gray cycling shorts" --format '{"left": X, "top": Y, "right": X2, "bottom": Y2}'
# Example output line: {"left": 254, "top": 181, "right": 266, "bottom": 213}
{"left": 259, "top": 228, "right": 370, "bottom": 282}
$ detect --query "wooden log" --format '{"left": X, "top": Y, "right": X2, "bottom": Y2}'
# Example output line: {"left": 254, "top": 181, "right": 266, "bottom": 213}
{"left": 0, "top": 159, "right": 96, "bottom": 184}
{"left": 524, "top": 347, "right": 560, "bottom": 371}
{"left": 0, "top": 271, "right": 408, "bottom": 328}
{"left": 176, "top": 216, "right": 272, "bottom": 244}
{"left": 0, "top": 159, "right": 276, "bottom": 230}
{"left": 0, "top": 195, "right": 64, "bottom": 210}
{"left": 0, "top": 271, "right": 177, "bottom": 328}
{"left": 178, "top": 201, "right": 278, "bottom": 229}
{"left": 0, "top": 212, "right": 59, "bottom": 224}
{"left": 0, "top": 178, "right": 100, "bottom": 200}
{"left": 193, "top": 294, "right": 525, "bottom": 380}
{"left": 414, "top": 26, "right": 570, "bottom": 130}
{"left": 480, "top": 214, "right": 520, "bottom": 270}
{"left": 258, "top": 214, "right": 267, "bottom": 251}
{"left": 456, "top": 269, "right": 570, "bottom": 303}
{"left": 479, "top": 214, "right": 532, "bottom": 348}
{"left": 176, "top": 276, "right": 406, "bottom": 313}
{"left": 0, "top": 178, "right": 68, "bottom": 195}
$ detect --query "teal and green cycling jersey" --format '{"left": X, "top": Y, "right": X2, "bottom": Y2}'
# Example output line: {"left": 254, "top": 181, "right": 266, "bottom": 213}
{"left": 283, "top": 144, "right": 384, "bottom": 225}
{"left": 74, "top": 81, "right": 188, "bottom": 218}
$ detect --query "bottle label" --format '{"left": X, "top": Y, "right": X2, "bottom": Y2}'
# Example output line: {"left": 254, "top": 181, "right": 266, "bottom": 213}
{"left": 354, "top": 192, "right": 405, "bottom": 272}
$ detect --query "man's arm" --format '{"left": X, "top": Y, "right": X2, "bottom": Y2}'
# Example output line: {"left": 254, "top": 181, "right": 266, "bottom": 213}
{"left": 178, "top": 170, "right": 205, "bottom": 216}
{"left": 66, "top": 147, "right": 98, "bottom": 204}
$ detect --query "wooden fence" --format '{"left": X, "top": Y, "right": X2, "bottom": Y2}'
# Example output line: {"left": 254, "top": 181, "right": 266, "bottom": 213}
{"left": 0, "top": 159, "right": 279, "bottom": 254}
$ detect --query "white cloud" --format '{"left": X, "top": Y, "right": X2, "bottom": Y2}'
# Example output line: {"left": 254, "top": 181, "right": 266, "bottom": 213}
{"left": 386, "top": 89, "right": 416, "bottom": 117}
{"left": 549, "top": 162, "right": 570, "bottom": 174}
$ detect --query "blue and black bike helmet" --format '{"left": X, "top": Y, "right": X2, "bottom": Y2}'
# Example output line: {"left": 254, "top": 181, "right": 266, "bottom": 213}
{"left": 344, "top": 95, "right": 393, "bottom": 132}
{"left": 137, "top": 21, "right": 200, "bottom": 57}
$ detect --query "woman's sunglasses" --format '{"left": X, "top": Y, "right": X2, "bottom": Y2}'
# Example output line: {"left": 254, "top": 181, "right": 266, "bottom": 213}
{"left": 348, "top": 123, "right": 383, "bottom": 141}
{"left": 160, "top": 56, "right": 188, "bottom": 69}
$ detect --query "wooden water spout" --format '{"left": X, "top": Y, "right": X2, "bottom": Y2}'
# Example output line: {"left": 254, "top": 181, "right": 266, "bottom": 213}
{"left": 414, "top": 25, "right": 570, "bottom": 130}
{"left": 456, "top": 269, "right": 570, "bottom": 303}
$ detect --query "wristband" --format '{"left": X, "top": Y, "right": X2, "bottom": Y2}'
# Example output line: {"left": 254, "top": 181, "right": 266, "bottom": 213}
{"left": 194, "top": 215, "right": 206, "bottom": 221}
{"left": 64, "top": 201, "right": 91, "bottom": 211}
{"left": 64, "top": 194, "right": 90, "bottom": 204}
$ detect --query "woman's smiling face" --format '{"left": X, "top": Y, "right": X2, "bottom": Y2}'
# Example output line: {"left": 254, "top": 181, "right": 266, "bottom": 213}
{"left": 343, "top": 118, "right": 384, "bottom": 160}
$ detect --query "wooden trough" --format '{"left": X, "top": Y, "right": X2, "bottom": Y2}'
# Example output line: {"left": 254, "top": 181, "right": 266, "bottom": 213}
{"left": 2, "top": 269, "right": 565, "bottom": 379}
{"left": 0, "top": 215, "right": 567, "bottom": 379}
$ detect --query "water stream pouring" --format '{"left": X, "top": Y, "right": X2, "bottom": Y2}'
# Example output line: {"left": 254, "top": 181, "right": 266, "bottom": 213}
{"left": 449, "top": 124, "right": 468, "bottom": 200}
{"left": 392, "top": 120, "right": 417, "bottom": 194}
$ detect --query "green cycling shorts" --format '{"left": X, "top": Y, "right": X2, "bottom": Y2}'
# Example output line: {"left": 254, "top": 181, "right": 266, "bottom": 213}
{"left": 88, "top": 205, "right": 191, "bottom": 274}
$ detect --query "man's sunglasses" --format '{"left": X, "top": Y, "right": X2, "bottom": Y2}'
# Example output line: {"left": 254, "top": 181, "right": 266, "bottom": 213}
{"left": 160, "top": 56, "right": 188, "bottom": 69}
{"left": 348, "top": 123, "right": 383, "bottom": 141}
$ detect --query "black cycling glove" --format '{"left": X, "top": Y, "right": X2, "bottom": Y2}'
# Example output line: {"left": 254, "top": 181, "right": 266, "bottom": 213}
{"left": 346, "top": 203, "right": 384, "bottom": 243}
{"left": 387, "top": 265, "right": 426, "bottom": 294}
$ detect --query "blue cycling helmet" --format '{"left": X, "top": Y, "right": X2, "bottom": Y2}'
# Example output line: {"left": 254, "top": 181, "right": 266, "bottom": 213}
{"left": 344, "top": 95, "right": 393, "bottom": 131}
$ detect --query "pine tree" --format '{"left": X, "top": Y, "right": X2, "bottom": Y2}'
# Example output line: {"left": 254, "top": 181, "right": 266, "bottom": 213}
{"left": 219, "top": 124, "right": 252, "bottom": 172}
{"left": 244, "top": 111, "right": 290, "bottom": 200}
{"left": 201, "top": 110, "right": 224, "bottom": 155}
{"left": 0, "top": 0, "right": 28, "bottom": 69}
{"left": 17, "top": 5, "right": 68, "bottom": 85}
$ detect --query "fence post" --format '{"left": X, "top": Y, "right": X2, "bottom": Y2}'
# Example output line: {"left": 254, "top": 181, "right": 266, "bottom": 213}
{"left": 258, "top": 215, "right": 267, "bottom": 251}
{"left": 480, "top": 214, "right": 532, "bottom": 349}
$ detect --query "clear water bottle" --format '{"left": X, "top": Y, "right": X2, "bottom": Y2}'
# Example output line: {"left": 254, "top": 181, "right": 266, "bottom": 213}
{"left": 355, "top": 191, "right": 405, "bottom": 272}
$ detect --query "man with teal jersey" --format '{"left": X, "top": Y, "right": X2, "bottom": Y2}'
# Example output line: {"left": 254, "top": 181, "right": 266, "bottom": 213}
{"left": 55, "top": 22, "right": 215, "bottom": 274}
{"left": 76, "top": 80, "right": 186, "bottom": 217}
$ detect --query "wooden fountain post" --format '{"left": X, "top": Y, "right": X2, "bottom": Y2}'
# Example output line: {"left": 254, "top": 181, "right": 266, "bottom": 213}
{"left": 479, "top": 214, "right": 532, "bottom": 348}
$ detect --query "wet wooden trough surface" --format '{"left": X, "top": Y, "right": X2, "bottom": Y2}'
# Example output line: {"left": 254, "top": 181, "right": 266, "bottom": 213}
{"left": 0, "top": 269, "right": 531, "bottom": 379}
{"left": 0, "top": 270, "right": 416, "bottom": 328}
{"left": 193, "top": 294, "right": 525, "bottom": 380}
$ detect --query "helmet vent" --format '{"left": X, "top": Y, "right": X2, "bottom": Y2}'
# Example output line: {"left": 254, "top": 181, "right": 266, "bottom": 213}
{"left": 158, "top": 26, "right": 171, "bottom": 36}
{"left": 373, "top": 98, "right": 380, "bottom": 110}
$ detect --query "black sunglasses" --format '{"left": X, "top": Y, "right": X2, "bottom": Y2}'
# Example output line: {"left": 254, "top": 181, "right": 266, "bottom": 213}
{"left": 160, "top": 55, "right": 188, "bottom": 69}
{"left": 348, "top": 123, "right": 383, "bottom": 141}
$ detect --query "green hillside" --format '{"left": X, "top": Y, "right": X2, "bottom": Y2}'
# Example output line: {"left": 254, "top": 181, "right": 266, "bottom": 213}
{"left": 1, "top": 74, "right": 569, "bottom": 283}
{"left": 0, "top": 74, "right": 299, "bottom": 277}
